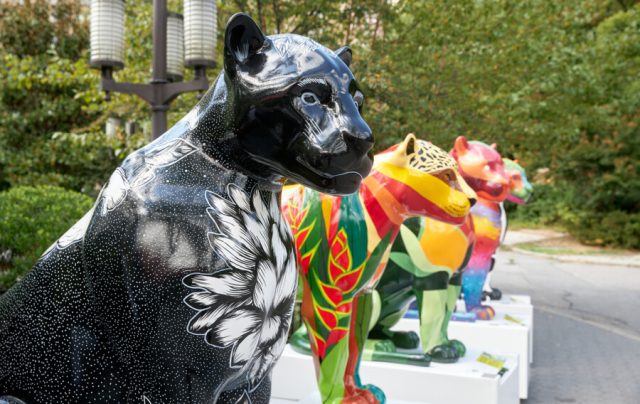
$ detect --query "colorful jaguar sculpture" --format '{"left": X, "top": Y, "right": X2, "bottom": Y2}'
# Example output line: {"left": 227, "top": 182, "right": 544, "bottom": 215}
{"left": 455, "top": 137, "right": 510, "bottom": 320}
{"left": 0, "top": 14, "right": 374, "bottom": 403}
{"left": 366, "top": 139, "right": 514, "bottom": 367}
{"left": 503, "top": 159, "right": 533, "bottom": 206}
{"left": 482, "top": 158, "right": 533, "bottom": 301}
{"left": 282, "top": 134, "right": 475, "bottom": 403}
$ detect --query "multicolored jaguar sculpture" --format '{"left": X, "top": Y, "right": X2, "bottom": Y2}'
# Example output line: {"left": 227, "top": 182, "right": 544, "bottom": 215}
{"left": 504, "top": 159, "right": 533, "bottom": 206}
{"left": 482, "top": 158, "right": 533, "bottom": 300}
{"left": 455, "top": 137, "right": 510, "bottom": 320}
{"left": 282, "top": 134, "right": 475, "bottom": 403}
{"left": 366, "top": 139, "right": 516, "bottom": 367}
{"left": 0, "top": 14, "right": 374, "bottom": 403}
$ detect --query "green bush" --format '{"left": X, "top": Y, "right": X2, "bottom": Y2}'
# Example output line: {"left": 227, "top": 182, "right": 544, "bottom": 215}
{"left": 0, "top": 1, "right": 147, "bottom": 195}
{"left": 0, "top": 185, "right": 94, "bottom": 290}
{"left": 506, "top": 183, "right": 640, "bottom": 250}
{"left": 569, "top": 211, "right": 640, "bottom": 249}
{"left": 505, "top": 183, "right": 580, "bottom": 227}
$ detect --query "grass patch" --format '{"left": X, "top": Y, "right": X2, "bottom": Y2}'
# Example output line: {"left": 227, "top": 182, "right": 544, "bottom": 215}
{"left": 515, "top": 239, "right": 634, "bottom": 256}
{"left": 507, "top": 219, "right": 566, "bottom": 232}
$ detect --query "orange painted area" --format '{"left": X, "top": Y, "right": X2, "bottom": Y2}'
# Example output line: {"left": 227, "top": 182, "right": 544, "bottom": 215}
{"left": 369, "top": 253, "right": 391, "bottom": 287}
{"left": 421, "top": 218, "right": 469, "bottom": 271}
{"left": 472, "top": 215, "right": 500, "bottom": 241}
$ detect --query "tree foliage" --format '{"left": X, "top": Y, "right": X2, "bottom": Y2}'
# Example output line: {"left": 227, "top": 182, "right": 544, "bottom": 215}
{"left": 0, "top": 185, "right": 93, "bottom": 290}
{"left": 0, "top": 0, "right": 149, "bottom": 194}
{"left": 0, "top": 0, "right": 638, "bottom": 247}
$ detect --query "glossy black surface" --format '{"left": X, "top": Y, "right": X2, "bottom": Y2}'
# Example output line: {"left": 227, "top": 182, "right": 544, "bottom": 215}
{"left": 0, "top": 14, "right": 373, "bottom": 403}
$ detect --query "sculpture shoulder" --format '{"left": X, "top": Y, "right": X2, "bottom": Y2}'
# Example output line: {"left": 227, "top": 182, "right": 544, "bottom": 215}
{"left": 98, "top": 138, "right": 249, "bottom": 216}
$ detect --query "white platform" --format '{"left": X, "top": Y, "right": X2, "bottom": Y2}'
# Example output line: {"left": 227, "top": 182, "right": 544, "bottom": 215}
{"left": 272, "top": 392, "right": 418, "bottom": 404}
{"left": 457, "top": 294, "right": 534, "bottom": 363}
{"left": 485, "top": 294, "right": 534, "bottom": 362}
{"left": 463, "top": 294, "right": 533, "bottom": 317}
{"left": 484, "top": 294, "right": 534, "bottom": 319}
{"left": 500, "top": 294, "right": 531, "bottom": 305}
{"left": 271, "top": 343, "right": 519, "bottom": 404}
{"left": 441, "top": 308, "right": 532, "bottom": 399}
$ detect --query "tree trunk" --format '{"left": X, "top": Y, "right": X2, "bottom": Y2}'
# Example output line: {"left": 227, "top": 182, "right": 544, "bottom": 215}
{"left": 256, "top": 0, "right": 267, "bottom": 32}
{"left": 272, "top": 0, "right": 281, "bottom": 34}
{"left": 345, "top": 0, "right": 355, "bottom": 45}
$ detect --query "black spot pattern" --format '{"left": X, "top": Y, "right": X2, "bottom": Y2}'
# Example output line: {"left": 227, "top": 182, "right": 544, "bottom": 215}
{"left": 409, "top": 140, "right": 457, "bottom": 173}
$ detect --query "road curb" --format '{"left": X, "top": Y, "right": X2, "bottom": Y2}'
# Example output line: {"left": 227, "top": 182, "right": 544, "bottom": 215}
{"left": 510, "top": 246, "right": 640, "bottom": 268}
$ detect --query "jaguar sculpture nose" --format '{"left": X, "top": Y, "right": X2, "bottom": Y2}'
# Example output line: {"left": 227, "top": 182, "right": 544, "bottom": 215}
{"left": 342, "top": 119, "right": 374, "bottom": 155}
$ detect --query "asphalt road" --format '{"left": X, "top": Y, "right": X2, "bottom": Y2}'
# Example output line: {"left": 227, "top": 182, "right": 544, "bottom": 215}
{"left": 492, "top": 249, "right": 640, "bottom": 404}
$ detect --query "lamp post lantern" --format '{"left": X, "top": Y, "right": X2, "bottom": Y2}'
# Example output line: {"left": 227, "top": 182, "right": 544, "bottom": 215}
{"left": 184, "top": 0, "right": 218, "bottom": 68}
{"left": 90, "top": 0, "right": 217, "bottom": 139}
{"left": 166, "top": 12, "right": 185, "bottom": 83}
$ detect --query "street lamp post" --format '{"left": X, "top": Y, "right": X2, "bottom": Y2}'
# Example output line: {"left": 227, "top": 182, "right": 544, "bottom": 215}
{"left": 90, "top": 0, "right": 217, "bottom": 139}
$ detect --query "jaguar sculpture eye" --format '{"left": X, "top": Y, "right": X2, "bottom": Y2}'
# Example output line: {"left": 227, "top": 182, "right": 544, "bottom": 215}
{"left": 301, "top": 91, "right": 321, "bottom": 106}
{"left": 353, "top": 90, "right": 364, "bottom": 108}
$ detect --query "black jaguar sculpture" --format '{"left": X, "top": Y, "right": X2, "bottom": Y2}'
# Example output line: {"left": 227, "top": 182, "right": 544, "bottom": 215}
{"left": 0, "top": 14, "right": 373, "bottom": 403}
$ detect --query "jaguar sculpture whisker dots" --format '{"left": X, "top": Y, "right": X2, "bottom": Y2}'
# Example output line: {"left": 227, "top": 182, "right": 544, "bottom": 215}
{"left": 0, "top": 14, "right": 373, "bottom": 404}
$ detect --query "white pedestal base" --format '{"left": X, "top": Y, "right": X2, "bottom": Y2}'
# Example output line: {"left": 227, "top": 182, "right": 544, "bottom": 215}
{"left": 271, "top": 343, "right": 519, "bottom": 404}
{"left": 460, "top": 294, "right": 532, "bottom": 315}
{"left": 438, "top": 307, "right": 532, "bottom": 399}
{"left": 485, "top": 294, "right": 534, "bottom": 362}
{"left": 498, "top": 294, "right": 531, "bottom": 305}
{"left": 271, "top": 391, "right": 417, "bottom": 404}
{"left": 457, "top": 294, "right": 534, "bottom": 363}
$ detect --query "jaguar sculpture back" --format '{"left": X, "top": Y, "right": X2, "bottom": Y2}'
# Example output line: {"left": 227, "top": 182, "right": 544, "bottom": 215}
{"left": 0, "top": 14, "right": 373, "bottom": 404}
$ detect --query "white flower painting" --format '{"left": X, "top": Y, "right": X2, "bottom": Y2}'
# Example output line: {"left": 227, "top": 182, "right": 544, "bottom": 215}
{"left": 183, "top": 184, "right": 297, "bottom": 391}
{"left": 101, "top": 139, "right": 197, "bottom": 214}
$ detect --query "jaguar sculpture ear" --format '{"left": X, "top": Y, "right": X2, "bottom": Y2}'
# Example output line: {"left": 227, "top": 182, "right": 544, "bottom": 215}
{"left": 224, "top": 13, "right": 266, "bottom": 78}
{"left": 335, "top": 46, "right": 353, "bottom": 67}
{"left": 453, "top": 136, "right": 470, "bottom": 156}
{"left": 382, "top": 133, "right": 418, "bottom": 167}
{"left": 394, "top": 133, "right": 417, "bottom": 157}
